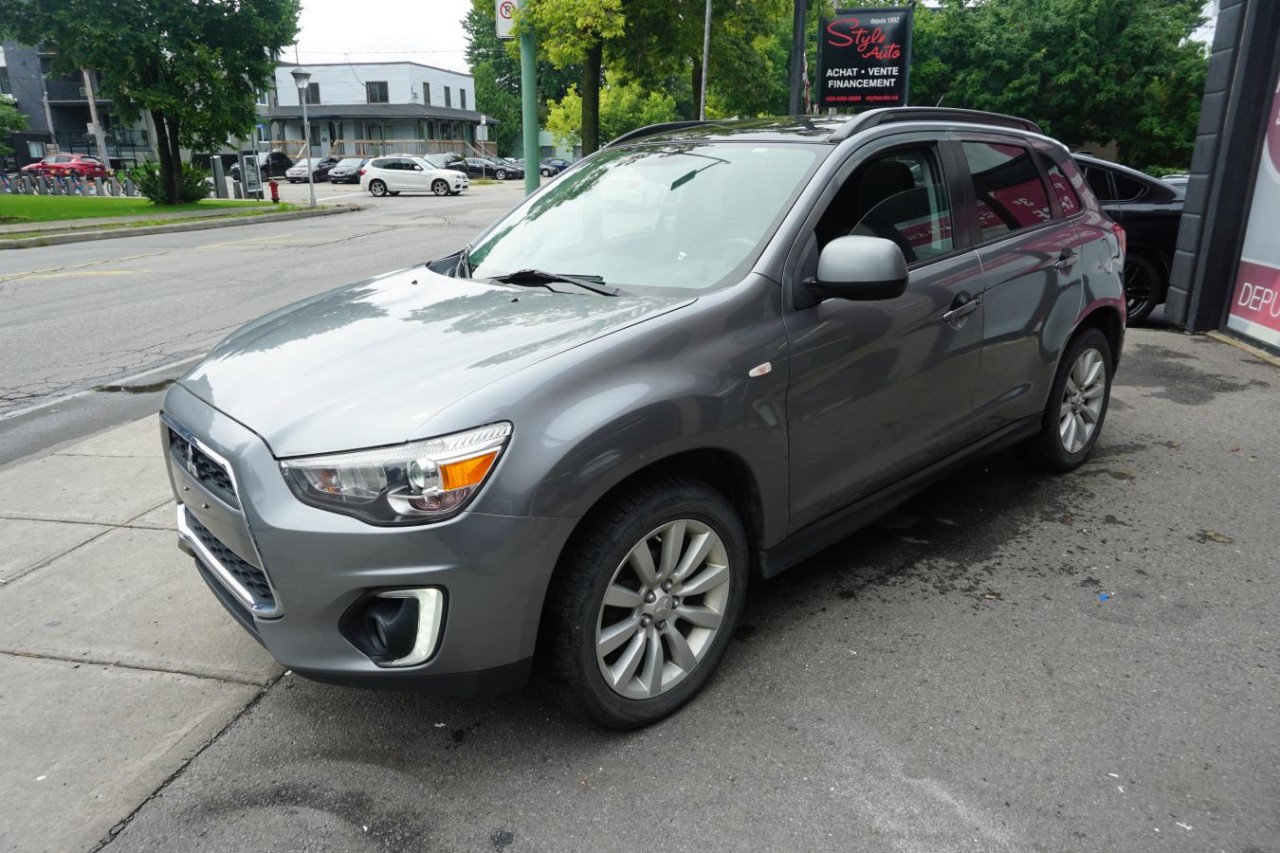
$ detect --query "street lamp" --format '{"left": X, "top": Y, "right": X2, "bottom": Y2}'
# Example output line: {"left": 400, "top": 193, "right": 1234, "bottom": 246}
{"left": 290, "top": 67, "right": 316, "bottom": 208}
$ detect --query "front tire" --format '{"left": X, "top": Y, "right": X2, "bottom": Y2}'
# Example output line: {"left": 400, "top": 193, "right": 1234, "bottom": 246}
{"left": 368, "top": 180, "right": 388, "bottom": 197}
{"left": 542, "top": 478, "right": 747, "bottom": 729}
{"left": 432, "top": 179, "right": 449, "bottom": 196}
{"left": 1017, "top": 328, "right": 1113, "bottom": 472}
{"left": 495, "top": 169, "right": 507, "bottom": 181}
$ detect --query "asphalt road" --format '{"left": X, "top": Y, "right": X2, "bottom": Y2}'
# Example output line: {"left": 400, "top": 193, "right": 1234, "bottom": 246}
{"left": 101, "top": 327, "right": 1279, "bottom": 853}
{"left": 0, "top": 180, "right": 527, "bottom": 468}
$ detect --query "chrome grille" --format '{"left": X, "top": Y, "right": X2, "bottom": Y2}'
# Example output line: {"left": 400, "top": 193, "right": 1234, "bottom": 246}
{"left": 168, "top": 427, "right": 239, "bottom": 508}
{"left": 185, "top": 510, "right": 276, "bottom": 609}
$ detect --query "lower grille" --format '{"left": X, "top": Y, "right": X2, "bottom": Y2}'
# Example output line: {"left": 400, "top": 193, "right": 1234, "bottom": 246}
{"left": 185, "top": 510, "right": 276, "bottom": 609}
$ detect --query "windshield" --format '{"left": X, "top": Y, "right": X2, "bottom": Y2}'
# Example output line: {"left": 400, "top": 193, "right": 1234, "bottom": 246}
{"left": 336, "top": 158, "right": 362, "bottom": 168}
{"left": 469, "top": 142, "right": 818, "bottom": 293}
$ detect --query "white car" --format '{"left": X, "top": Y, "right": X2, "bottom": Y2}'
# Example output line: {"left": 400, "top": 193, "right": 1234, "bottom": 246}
{"left": 359, "top": 156, "right": 469, "bottom": 197}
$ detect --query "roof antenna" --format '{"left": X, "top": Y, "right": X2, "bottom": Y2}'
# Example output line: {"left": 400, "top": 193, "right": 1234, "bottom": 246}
{"left": 935, "top": 95, "right": 945, "bottom": 106}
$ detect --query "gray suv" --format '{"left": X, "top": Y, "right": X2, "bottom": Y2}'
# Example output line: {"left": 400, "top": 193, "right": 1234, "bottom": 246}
{"left": 162, "top": 108, "right": 1125, "bottom": 728}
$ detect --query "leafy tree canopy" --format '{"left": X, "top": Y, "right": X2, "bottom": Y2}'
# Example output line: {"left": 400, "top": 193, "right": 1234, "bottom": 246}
{"left": 0, "top": 0, "right": 299, "bottom": 202}
{"left": 0, "top": 97, "right": 27, "bottom": 157}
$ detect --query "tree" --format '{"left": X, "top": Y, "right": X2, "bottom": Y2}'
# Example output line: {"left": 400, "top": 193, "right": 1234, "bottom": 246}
{"left": 545, "top": 71, "right": 679, "bottom": 149}
{"left": 911, "top": 0, "right": 1208, "bottom": 167}
{"left": 463, "top": 0, "right": 576, "bottom": 156}
{"left": 520, "top": 0, "right": 626, "bottom": 155}
{"left": 0, "top": 0, "right": 299, "bottom": 203}
{"left": 0, "top": 97, "right": 27, "bottom": 157}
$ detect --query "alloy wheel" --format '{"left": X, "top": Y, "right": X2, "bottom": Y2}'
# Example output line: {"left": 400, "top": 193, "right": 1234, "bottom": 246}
{"left": 1059, "top": 347, "right": 1107, "bottom": 453}
{"left": 595, "top": 519, "right": 731, "bottom": 700}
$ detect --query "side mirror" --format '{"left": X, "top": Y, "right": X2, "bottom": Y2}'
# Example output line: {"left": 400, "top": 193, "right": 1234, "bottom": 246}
{"left": 807, "top": 235, "right": 909, "bottom": 301}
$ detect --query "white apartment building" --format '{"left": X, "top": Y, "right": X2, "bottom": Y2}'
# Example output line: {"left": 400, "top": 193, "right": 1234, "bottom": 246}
{"left": 258, "top": 61, "right": 491, "bottom": 158}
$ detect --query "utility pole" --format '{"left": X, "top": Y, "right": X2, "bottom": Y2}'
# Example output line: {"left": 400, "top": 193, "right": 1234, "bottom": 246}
{"left": 699, "top": 0, "right": 712, "bottom": 120}
{"left": 519, "top": 0, "right": 539, "bottom": 196}
{"left": 80, "top": 69, "right": 111, "bottom": 166}
{"left": 788, "top": 0, "right": 809, "bottom": 115}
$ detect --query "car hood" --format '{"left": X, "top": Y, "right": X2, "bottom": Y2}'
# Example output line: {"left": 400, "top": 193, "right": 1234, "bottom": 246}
{"left": 179, "top": 266, "right": 693, "bottom": 457}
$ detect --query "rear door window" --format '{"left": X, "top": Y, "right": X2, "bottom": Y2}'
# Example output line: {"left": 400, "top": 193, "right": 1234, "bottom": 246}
{"left": 960, "top": 141, "right": 1052, "bottom": 241}
{"left": 1035, "top": 152, "right": 1082, "bottom": 217}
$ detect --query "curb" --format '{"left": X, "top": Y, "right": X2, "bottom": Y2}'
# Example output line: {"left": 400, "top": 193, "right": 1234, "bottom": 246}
{"left": 0, "top": 204, "right": 361, "bottom": 249}
{"left": 1206, "top": 330, "right": 1280, "bottom": 368}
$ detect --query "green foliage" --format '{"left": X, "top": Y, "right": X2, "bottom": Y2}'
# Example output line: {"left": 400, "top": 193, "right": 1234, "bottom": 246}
{"left": 0, "top": 0, "right": 299, "bottom": 202}
{"left": 0, "top": 98, "right": 27, "bottom": 157}
{"left": 911, "top": 0, "right": 1208, "bottom": 167}
{"left": 464, "top": 0, "right": 576, "bottom": 156}
{"left": 131, "top": 161, "right": 212, "bottom": 204}
{"left": 546, "top": 73, "right": 680, "bottom": 149}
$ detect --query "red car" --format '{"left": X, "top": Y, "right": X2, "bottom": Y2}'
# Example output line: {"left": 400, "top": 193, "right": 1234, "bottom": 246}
{"left": 21, "top": 153, "right": 112, "bottom": 179}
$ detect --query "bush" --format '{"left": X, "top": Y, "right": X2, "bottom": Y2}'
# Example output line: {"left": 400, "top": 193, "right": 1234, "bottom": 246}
{"left": 130, "top": 161, "right": 211, "bottom": 204}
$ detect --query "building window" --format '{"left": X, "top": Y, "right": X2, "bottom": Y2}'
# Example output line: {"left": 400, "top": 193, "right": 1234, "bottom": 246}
{"left": 366, "top": 81, "right": 388, "bottom": 104}
{"left": 255, "top": 88, "right": 267, "bottom": 106}
{"left": 444, "top": 86, "right": 452, "bottom": 108}
{"left": 0, "top": 67, "right": 10, "bottom": 96}
{"left": 460, "top": 89, "right": 467, "bottom": 110}
{"left": 302, "top": 83, "right": 319, "bottom": 105}
{"left": 423, "top": 82, "right": 430, "bottom": 106}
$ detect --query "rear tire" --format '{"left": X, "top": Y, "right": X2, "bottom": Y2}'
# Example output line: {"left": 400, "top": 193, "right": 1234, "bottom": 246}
{"left": 1016, "top": 328, "right": 1113, "bottom": 472}
{"left": 1123, "top": 253, "right": 1163, "bottom": 324}
{"left": 369, "top": 180, "right": 388, "bottom": 197}
{"left": 541, "top": 478, "right": 747, "bottom": 729}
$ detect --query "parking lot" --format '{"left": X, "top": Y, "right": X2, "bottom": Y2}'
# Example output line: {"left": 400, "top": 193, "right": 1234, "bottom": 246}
{"left": 2, "top": 315, "right": 1277, "bottom": 851}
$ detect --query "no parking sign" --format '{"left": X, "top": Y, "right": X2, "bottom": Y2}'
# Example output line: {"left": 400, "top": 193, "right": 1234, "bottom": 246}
{"left": 496, "top": 0, "right": 516, "bottom": 39}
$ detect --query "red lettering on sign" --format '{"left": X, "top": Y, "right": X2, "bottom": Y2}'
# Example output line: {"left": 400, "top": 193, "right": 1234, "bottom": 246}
{"left": 826, "top": 17, "right": 900, "bottom": 60}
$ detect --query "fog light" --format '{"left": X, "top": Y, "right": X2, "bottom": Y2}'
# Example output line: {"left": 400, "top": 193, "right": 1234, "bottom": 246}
{"left": 373, "top": 589, "right": 444, "bottom": 667}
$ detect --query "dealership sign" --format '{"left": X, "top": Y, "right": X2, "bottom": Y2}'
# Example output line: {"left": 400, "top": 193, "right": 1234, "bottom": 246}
{"left": 1227, "top": 69, "right": 1280, "bottom": 349}
{"left": 818, "top": 7, "right": 914, "bottom": 109}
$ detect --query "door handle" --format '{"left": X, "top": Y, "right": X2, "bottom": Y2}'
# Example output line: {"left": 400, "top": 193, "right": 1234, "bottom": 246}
{"left": 1054, "top": 248, "right": 1078, "bottom": 271}
{"left": 942, "top": 296, "right": 980, "bottom": 324}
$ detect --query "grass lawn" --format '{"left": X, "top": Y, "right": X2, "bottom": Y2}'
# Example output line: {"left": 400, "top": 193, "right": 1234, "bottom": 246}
{"left": 0, "top": 194, "right": 280, "bottom": 225}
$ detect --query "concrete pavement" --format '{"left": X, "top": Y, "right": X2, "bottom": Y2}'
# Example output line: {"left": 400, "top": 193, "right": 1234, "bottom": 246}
{"left": 0, "top": 326, "right": 1277, "bottom": 852}
{"left": 0, "top": 416, "right": 280, "bottom": 853}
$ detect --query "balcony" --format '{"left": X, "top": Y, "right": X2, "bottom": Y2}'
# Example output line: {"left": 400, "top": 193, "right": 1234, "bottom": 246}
{"left": 44, "top": 80, "right": 111, "bottom": 104}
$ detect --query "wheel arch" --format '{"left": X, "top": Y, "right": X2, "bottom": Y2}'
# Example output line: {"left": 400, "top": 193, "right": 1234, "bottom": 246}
{"left": 1074, "top": 305, "right": 1125, "bottom": 369}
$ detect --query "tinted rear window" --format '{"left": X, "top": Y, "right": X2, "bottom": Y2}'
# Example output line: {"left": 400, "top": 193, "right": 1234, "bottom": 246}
{"left": 961, "top": 141, "right": 1052, "bottom": 241}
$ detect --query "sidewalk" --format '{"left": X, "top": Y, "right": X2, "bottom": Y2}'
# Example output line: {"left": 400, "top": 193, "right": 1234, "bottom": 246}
{"left": 0, "top": 417, "right": 280, "bottom": 853}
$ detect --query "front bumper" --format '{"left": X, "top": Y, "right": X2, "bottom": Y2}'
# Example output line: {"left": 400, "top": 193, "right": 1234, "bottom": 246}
{"left": 161, "top": 384, "right": 576, "bottom": 695}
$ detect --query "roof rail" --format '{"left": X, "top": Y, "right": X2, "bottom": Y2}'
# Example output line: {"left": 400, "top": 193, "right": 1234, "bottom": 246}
{"left": 829, "top": 107, "right": 1042, "bottom": 142}
{"left": 605, "top": 120, "right": 717, "bottom": 148}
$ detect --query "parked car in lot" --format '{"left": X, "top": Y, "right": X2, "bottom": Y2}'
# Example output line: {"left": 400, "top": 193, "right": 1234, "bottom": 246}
{"left": 461, "top": 156, "right": 521, "bottom": 180}
{"left": 230, "top": 151, "right": 294, "bottom": 182}
{"left": 21, "top": 153, "right": 111, "bottom": 179}
{"left": 1074, "top": 153, "right": 1184, "bottom": 323}
{"left": 163, "top": 108, "right": 1124, "bottom": 729}
{"left": 1161, "top": 173, "right": 1190, "bottom": 190}
{"left": 359, "top": 155, "right": 468, "bottom": 196}
{"left": 285, "top": 157, "right": 339, "bottom": 183}
{"left": 326, "top": 158, "right": 367, "bottom": 184}
{"left": 540, "top": 158, "right": 572, "bottom": 177}
{"left": 423, "top": 152, "right": 465, "bottom": 171}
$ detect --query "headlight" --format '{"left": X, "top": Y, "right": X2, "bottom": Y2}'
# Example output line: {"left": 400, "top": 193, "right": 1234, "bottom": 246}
{"left": 279, "top": 423, "right": 512, "bottom": 525}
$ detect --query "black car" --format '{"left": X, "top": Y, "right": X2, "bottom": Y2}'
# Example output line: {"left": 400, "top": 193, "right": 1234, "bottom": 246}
{"left": 326, "top": 158, "right": 368, "bottom": 184}
{"left": 229, "top": 151, "right": 294, "bottom": 182}
{"left": 462, "top": 157, "right": 521, "bottom": 181}
{"left": 539, "top": 158, "right": 572, "bottom": 177}
{"left": 1074, "top": 154, "right": 1184, "bottom": 323}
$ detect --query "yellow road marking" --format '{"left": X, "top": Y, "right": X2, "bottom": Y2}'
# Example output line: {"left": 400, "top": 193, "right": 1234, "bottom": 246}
{"left": 0, "top": 251, "right": 166, "bottom": 284}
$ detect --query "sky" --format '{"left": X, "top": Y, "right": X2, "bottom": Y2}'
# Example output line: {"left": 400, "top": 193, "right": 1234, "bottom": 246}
{"left": 291, "top": 0, "right": 477, "bottom": 74}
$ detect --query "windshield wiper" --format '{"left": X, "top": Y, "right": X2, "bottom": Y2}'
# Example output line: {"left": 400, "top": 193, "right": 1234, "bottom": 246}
{"left": 490, "top": 268, "right": 626, "bottom": 297}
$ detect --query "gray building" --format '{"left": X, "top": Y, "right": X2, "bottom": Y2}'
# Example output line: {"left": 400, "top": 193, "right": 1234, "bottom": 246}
{"left": 1168, "top": 0, "right": 1280, "bottom": 355}
{"left": 1, "top": 41, "right": 150, "bottom": 170}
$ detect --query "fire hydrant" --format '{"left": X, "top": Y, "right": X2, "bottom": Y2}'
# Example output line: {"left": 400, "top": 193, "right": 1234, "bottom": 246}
{"left": 268, "top": 179, "right": 280, "bottom": 203}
